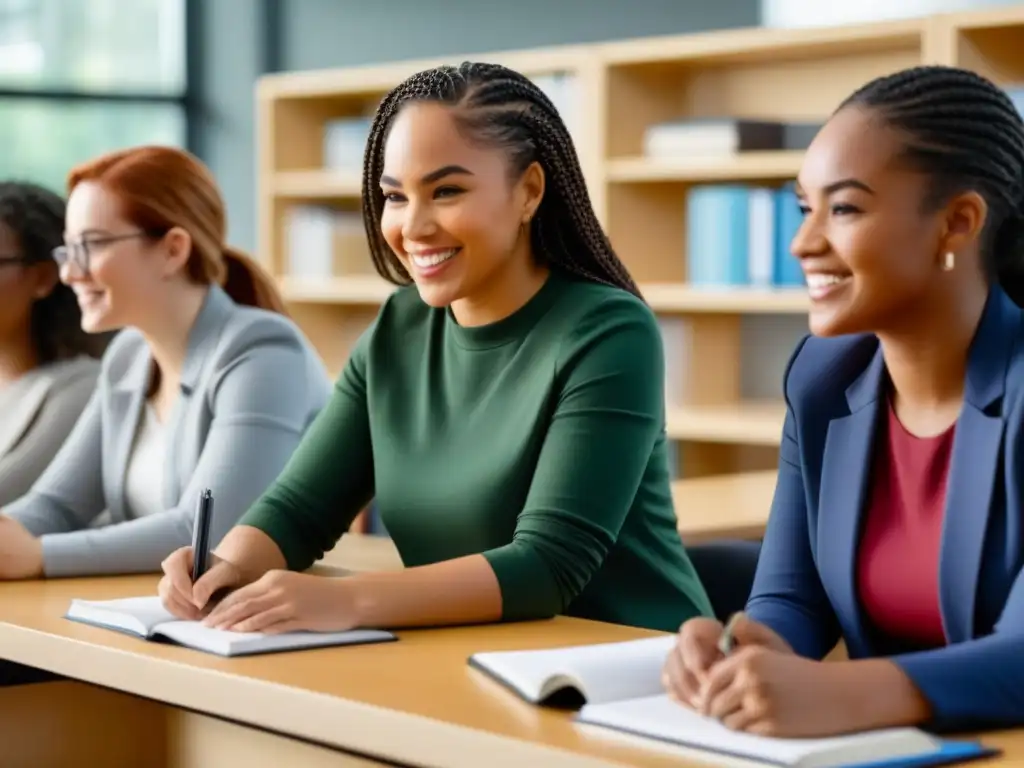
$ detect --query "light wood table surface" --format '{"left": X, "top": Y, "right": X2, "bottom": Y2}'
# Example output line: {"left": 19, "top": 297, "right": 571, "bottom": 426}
{"left": 0, "top": 534, "right": 1019, "bottom": 768}
{"left": 0, "top": 571, "right": 675, "bottom": 768}
{"left": 671, "top": 470, "right": 775, "bottom": 543}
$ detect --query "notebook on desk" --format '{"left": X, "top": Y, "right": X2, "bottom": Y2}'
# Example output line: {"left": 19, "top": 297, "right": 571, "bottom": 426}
{"left": 65, "top": 596, "right": 396, "bottom": 658}
{"left": 468, "top": 636, "right": 997, "bottom": 768}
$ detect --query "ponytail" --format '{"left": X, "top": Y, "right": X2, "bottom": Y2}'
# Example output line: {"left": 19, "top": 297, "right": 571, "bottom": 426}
{"left": 220, "top": 246, "right": 290, "bottom": 316}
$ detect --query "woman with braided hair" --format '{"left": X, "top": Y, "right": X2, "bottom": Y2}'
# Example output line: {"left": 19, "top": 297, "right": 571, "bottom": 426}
{"left": 665, "top": 65, "right": 1024, "bottom": 736}
{"left": 158, "top": 61, "right": 714, "bottom": 634}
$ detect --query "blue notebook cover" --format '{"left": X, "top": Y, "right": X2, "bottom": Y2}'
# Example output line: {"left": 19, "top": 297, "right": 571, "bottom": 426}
{"left": 837, "top": 739, "right": 997, "bottom": 768}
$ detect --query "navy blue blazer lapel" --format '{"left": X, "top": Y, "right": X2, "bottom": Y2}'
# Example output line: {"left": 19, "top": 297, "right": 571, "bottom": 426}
{"left": 818, "top": 346, "right": 885, "bottom": 657}
{"left": 939, "top": 288, "right": 1018, "bottom": 643}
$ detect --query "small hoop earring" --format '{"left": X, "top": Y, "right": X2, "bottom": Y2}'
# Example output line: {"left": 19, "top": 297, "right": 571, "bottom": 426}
{"left": 942, "top": 251, "right": 955, "bottom": 271}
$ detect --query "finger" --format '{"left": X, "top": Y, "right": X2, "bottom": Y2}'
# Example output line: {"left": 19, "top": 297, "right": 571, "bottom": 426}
{"left": 226, "top": 604, "right": 295, "bottom": 634}
{"left": 204, "top": 586, "right": 278, "bottom": 629}
{"left": 721, "top": 705, "right": 762, "bottom": 733}
{"left": 697, "top": 655, "right": 744, "bottom": 715}
{"left": 202, "top": 577, "right": 262, "bottom": 619}
{"left": 159, "top": 579, "right": 202, "bottom": 620}
{"left": 681, "top": 628, "right": 722, "bottom": 678}
{"left": 705, "top": 676, "right": 745, "bottom": 721}
{"left": 192, "top": 563, "right": 238, "bottom": 608}
{"left": 731, "top": 615, "right": 791, "bottom": 653}
{"left": 162, "top": 548, "right": 194, "bottom": 597}
{"left": 167, "top": 577, "right": 200, "bottom": 615}
{"left": 252, "top": 618, "right": 305, "bottom": 636}
{"left": 663, "top": 646, "right": 702, "bottom": 708}
{"left": 165, "top": 591, "right": 203, "bottom": 621}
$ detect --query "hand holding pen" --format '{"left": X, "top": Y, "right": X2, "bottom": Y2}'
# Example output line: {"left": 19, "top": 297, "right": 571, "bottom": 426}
{"left": 158, "top": 489, "right": 244, "bottom": 620}
{"left": 663, "top": 612, "right": 794, "bottom": 710}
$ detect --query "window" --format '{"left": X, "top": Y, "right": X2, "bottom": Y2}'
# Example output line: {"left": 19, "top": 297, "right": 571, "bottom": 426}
{"left": 0, "top": 0, "right": 188, "bottom": 190}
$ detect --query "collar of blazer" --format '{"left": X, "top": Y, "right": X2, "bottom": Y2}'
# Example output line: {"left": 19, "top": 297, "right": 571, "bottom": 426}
{"left": 823, "top": 284, "right": 1020, "bottom": 651}
{"left": 843, "top": 284, "right": 1018, "bottom": 416}
{"left": 0, "top": 356, "right": 96, "bottom": 458}
{"left": 113, "top": 283, "right": 236, "bottom": 397}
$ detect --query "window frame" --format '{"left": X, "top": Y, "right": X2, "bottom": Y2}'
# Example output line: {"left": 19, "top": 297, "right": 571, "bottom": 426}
{"left": 0, "top": 0, "right": 199, "bottom": 153}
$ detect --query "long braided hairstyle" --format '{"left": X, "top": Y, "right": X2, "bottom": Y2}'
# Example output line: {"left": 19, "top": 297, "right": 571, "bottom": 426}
{"left": 0, "top": 181, "right": 109, "bottom": 363}
{"left": 361, "top": 61, "right": 641, "bottom": 298}
{"left": 839, "top": 65, "right": 1024, "bottom": 305}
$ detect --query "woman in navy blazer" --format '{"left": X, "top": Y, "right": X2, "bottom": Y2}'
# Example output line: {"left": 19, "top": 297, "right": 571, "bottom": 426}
{"left": 664, "top": 65, "right": 1024, "bottom": 737}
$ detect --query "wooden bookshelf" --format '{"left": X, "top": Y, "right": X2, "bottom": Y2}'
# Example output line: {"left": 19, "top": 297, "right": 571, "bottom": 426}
{"left": 255, "top": 8, "right": 1024, "bottom": 532}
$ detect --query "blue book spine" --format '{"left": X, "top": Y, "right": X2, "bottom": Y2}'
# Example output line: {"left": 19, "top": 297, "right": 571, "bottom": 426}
{"left": 773, "top": 184, "right": 805, "bottom": 287}
{"left": 686, "top": 185, "right": 750, "bottom": 286}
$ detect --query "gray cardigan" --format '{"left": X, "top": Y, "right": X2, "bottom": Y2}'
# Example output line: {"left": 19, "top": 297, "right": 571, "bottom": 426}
{"left": 4, "top": 285, "right": 332, "bottom": 577}
{"left": 0, "top": 355, "right": 100, "bottom": 508}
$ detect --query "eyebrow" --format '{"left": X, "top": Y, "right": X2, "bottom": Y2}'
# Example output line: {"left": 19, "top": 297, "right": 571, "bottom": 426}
{"left": 380, "top": 164, "right": 474, "bottom": 188}
{"left": 793, "top": 177, "right": 875, "bottom": 198}
{"left": 823, "top": 178, "right": 875, "bottom": 195}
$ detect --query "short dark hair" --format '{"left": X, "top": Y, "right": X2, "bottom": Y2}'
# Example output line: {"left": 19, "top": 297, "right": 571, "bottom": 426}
{"left": 361, "top": 61, "right": 641, "bottom": 298}
{"left": 0, "top": 181, "right": 109, "bottom": 363}
{"left": 839, "top": 65, "right": 1024, "bottom": 304}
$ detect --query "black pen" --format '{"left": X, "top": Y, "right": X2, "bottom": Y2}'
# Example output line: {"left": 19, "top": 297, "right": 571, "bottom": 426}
{"left": 191, "top": 488, "right": 214, "bottom": 584}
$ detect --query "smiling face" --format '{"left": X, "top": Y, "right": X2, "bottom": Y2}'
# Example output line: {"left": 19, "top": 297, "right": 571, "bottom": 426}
{"left": 378, "top": 101, "right": 544, "bottom": 320}
{"left": 792, "top": 105, "right": 985, "bottom": 337}
{"left": 62, "top": 181, "right": 173, "bottom": 333}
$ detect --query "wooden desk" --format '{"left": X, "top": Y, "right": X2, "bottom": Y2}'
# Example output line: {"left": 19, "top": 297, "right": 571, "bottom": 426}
{"left": 0, "top": 574, "right": 695, "bottom": 768}
{"left": 0, "top": 539, "right": 1019, "bottom": 767}
{"left": 671, "top": 470, "right": 775, "bottom": 543}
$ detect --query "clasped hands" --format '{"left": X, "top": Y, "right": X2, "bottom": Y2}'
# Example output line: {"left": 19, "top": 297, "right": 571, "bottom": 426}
{"left": 158, "top": 547, "right": 359, "bottom": 633}
{"left": 663, "top": 614, "right": 857, "bottom": 738}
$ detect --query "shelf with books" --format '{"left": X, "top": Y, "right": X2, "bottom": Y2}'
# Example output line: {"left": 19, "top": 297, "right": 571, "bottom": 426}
{"left": 595, "top": 21, "right": 925, "bottom": 164}
{"left": 594, "top": 18, "right": 934, "bottom": 479}
{"left": 604, "top": 150, "right": 804, "bottom": 184}
{"left": 258, "top": 10, "right": 1024, "bottom": 493}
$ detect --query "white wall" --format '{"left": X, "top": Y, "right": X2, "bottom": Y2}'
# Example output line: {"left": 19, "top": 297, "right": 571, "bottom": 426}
{"left": 762, "top": 0, "right": 1018, "bottom": 27}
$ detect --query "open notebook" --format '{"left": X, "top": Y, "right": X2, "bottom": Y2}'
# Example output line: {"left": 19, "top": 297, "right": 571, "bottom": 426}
{"left": 468, "top": 636, "right": 996, "bottom": 768}
{"left": 66, "top": 596, "right": 396, "bottom": 658}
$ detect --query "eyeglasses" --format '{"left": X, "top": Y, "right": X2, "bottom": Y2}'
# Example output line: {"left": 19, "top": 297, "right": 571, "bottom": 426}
{"left": 52, "top": 232, "right": 150, "bottom": 277}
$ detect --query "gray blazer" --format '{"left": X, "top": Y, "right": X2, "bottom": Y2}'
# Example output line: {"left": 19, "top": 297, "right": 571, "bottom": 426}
{"left": 5, "top": 285, "right": 332, "bottom": 577}
{"left": 0, "top": 355, "right": 100, "bottom": 508}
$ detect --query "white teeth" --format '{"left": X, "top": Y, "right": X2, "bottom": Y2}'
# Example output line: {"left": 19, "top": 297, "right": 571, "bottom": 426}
{"left": 805, "top": 273, "right": 851, "bottom": 289}
{"left": 411, "top": 248, "right": 458, "bottom": 267}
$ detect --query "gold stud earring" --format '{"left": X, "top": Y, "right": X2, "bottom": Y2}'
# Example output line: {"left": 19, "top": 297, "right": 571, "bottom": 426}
{"left": 942, "top": 251, "right": 955, "bottom": 271}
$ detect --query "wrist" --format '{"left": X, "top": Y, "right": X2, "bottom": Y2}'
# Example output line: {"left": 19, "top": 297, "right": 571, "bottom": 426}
{"left": 835, "top": 659, "right": 932, "bottom": 730}
{"left": 336, "top": 576, "right": 372, "bottom": 628}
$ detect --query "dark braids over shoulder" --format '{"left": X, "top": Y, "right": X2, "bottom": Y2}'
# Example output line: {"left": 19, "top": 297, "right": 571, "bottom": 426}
{"left": 840, "top": 65, "right": 1024, "bottom": 305}
{"left": 0, "top": 181, "right": 109, "bottom": 364}
{"left": 361, "top": 61, "right": 642, "bottom": 298}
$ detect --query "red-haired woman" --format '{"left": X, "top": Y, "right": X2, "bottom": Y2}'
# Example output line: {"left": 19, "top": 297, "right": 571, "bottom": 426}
{"left": 0, "top": 146, "right": 331, "bottom": 580}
